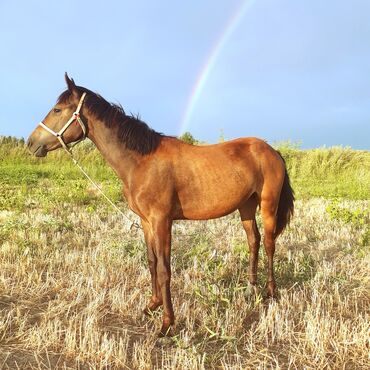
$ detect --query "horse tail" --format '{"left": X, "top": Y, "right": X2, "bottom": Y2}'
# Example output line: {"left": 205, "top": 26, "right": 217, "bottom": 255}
{"left": 275, "top": 152, "right": 295, "bottom": 237}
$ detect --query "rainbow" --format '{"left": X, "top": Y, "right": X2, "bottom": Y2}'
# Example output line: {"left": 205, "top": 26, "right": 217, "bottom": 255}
{"left": 179, "top": 0, "right": 256, "bottom": 135}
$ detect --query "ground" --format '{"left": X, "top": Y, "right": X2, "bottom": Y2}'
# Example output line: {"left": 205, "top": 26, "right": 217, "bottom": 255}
{"left": 0, "top": 195, "right": 368, "bottom": 369}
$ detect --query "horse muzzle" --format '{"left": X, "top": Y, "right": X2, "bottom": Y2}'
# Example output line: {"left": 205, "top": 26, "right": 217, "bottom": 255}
{"left": 27, "top": 138, "right": 48, "bottom": 157}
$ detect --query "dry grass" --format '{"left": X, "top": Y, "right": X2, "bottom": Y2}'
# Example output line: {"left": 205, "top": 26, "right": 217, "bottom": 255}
{"left": 0, "top": 198, "right": 369, "bottom": 369}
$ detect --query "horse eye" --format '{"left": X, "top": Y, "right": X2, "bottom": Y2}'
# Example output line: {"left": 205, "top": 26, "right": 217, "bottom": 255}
{"left": 53, "top": 108, "right": 61, "bottom": 113}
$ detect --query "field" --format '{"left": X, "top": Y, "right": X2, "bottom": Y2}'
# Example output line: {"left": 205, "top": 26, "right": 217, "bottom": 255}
{"left": 0, "top": 137, "right": 369, "bottom": 369}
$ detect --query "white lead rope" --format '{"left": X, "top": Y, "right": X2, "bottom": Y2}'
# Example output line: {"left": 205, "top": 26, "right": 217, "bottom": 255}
{"left": 69, "top": 153, "right": 141, "bottom": 230}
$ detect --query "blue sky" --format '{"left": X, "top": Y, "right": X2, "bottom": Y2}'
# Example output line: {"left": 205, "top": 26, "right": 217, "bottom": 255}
{"left": 0, "top": 0, "right": 369, "bottom": 149}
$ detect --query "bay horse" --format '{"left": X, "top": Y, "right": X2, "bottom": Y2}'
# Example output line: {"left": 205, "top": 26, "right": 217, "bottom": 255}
{"left": 27, "top": 74, "right": 294, "bottom": 336}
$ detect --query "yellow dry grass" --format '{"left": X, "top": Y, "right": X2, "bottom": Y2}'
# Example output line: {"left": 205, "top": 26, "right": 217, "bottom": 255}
{"left": 0, "top": 198, "right": 369, "bottom": 369}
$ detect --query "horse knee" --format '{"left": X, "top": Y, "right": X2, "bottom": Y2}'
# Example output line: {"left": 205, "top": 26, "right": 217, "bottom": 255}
{"left": 242, "top": 220, "right": 260, "bottom": 247}
{"left": 157, "top": 262, "right": 171, "bottom": 286}
{"left": 251, "top": 229, "right": 261, "bottom": 247}
{"left": 147, "top": 257, "right": 156, "bottom": 272}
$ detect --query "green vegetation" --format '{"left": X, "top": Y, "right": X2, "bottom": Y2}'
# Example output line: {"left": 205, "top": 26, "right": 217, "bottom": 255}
{"left": 0, "top": 137, "right": 122, "bottom": 212}
{"left": 275, "top": 143, "right": 370, "bottom": 200}
{"left": 1, "top": 136, "right": 369, "bottom": 209}
{"left": 326, "top": 200, "right": 369, "bottom": 249}
{"left": 179, "top": 131, "right": 197, "bottom": 145}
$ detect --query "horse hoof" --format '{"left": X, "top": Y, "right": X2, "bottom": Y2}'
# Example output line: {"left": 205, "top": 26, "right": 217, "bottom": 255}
{"left": 245, "top": 282, "right": 259, "bottom": 297}
{"left": 266, "top": 289, "right": 279, "bottom": 301}
{"left": 156, "top": 335, "right": 174, "bottom": 347}
{"left": 143, "top": 301, "right": 162, "bottom": 316}
{"left": 266, "top": 281, "right": 277, "bottom": 298}
{"left": 143, "top": 307, "right": 153, "bottom": 316}
{"left": 158, "top": 323, "right": 174, "bottom": 338}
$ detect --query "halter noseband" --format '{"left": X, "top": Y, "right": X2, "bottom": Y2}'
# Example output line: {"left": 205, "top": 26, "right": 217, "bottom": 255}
{"left": 38, "top": 92, "right": 87, "bottom": 153}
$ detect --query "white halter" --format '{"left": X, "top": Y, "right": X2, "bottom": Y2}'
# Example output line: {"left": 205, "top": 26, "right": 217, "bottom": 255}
{"left": 36, "top": 91, "right": 140, "bottom": 230}
{"left": 38, "top": 92, "right": 87, "bottom": 153}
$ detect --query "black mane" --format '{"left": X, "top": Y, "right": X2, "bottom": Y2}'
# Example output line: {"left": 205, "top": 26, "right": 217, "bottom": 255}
{"left": 58, "top": 87, "right": 164, "bottom": 155}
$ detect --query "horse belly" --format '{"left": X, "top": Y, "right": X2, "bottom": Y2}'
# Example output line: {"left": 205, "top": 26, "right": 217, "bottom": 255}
{"left": 176, "top": 169, "right": 256, "bottom": 220}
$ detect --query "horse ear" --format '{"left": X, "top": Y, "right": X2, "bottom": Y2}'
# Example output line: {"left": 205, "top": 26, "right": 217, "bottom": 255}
{"left": 64, "top": 72, "right": 78, "bottom": 97}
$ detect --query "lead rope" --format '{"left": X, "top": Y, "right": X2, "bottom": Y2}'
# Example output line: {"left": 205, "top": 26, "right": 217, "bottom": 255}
{"left": 67, "top": 149, "right": 141, "bottom": 231}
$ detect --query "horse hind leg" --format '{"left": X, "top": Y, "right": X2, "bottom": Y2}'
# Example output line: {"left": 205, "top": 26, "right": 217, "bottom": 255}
{"left": 260, "top": 194, "right": 279, "bottom": 298}
{"left": 239, "top": 194, "right": 261, "bottom": 287}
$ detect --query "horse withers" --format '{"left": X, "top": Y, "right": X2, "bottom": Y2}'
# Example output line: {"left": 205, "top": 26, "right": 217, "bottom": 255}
{"left": 27, "top": 73, "right": 294, "bottom": 336}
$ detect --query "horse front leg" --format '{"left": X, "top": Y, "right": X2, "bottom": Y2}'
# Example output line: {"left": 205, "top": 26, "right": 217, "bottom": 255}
{"left": 142, "top": 219, "right": 163, "bottom": 314}
{"left": 151, "top": 217, "right": 174, "bottom": 336}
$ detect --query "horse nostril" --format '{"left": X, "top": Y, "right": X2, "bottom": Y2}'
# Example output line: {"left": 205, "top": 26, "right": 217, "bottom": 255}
{"left": 27, "top": 138, "right": 33, "bottom": 148}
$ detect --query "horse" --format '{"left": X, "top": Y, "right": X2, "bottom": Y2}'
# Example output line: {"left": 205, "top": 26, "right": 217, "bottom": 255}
{"left": 27, "top": 73, "right": 294, "bottom": 337}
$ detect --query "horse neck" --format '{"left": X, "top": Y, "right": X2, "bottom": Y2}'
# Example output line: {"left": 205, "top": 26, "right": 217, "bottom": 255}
{"left": 86, "top": 116, "right": 140, "bottom": 185}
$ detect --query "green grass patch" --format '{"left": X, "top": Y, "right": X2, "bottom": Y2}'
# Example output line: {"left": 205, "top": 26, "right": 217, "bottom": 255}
{"left": 1, "top": 136, "right": 369, "bottom": 202}
{"left": 276, "top": 145, "right": 370, "bottom": 199}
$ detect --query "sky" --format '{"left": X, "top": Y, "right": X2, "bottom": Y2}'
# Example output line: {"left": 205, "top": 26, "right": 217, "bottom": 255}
{"left": 0, "top": 0, "right": 369, "bottom": 149}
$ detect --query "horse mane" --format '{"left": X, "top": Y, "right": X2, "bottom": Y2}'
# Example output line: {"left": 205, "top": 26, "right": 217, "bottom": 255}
{"left": 57, "top": 87, "right": 165, "bottom": 155}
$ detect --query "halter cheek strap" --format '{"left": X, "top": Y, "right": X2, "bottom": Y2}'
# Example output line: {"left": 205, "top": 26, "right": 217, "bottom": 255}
{"left": 38, "top": 92, "right": 87, "bottom": 153}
